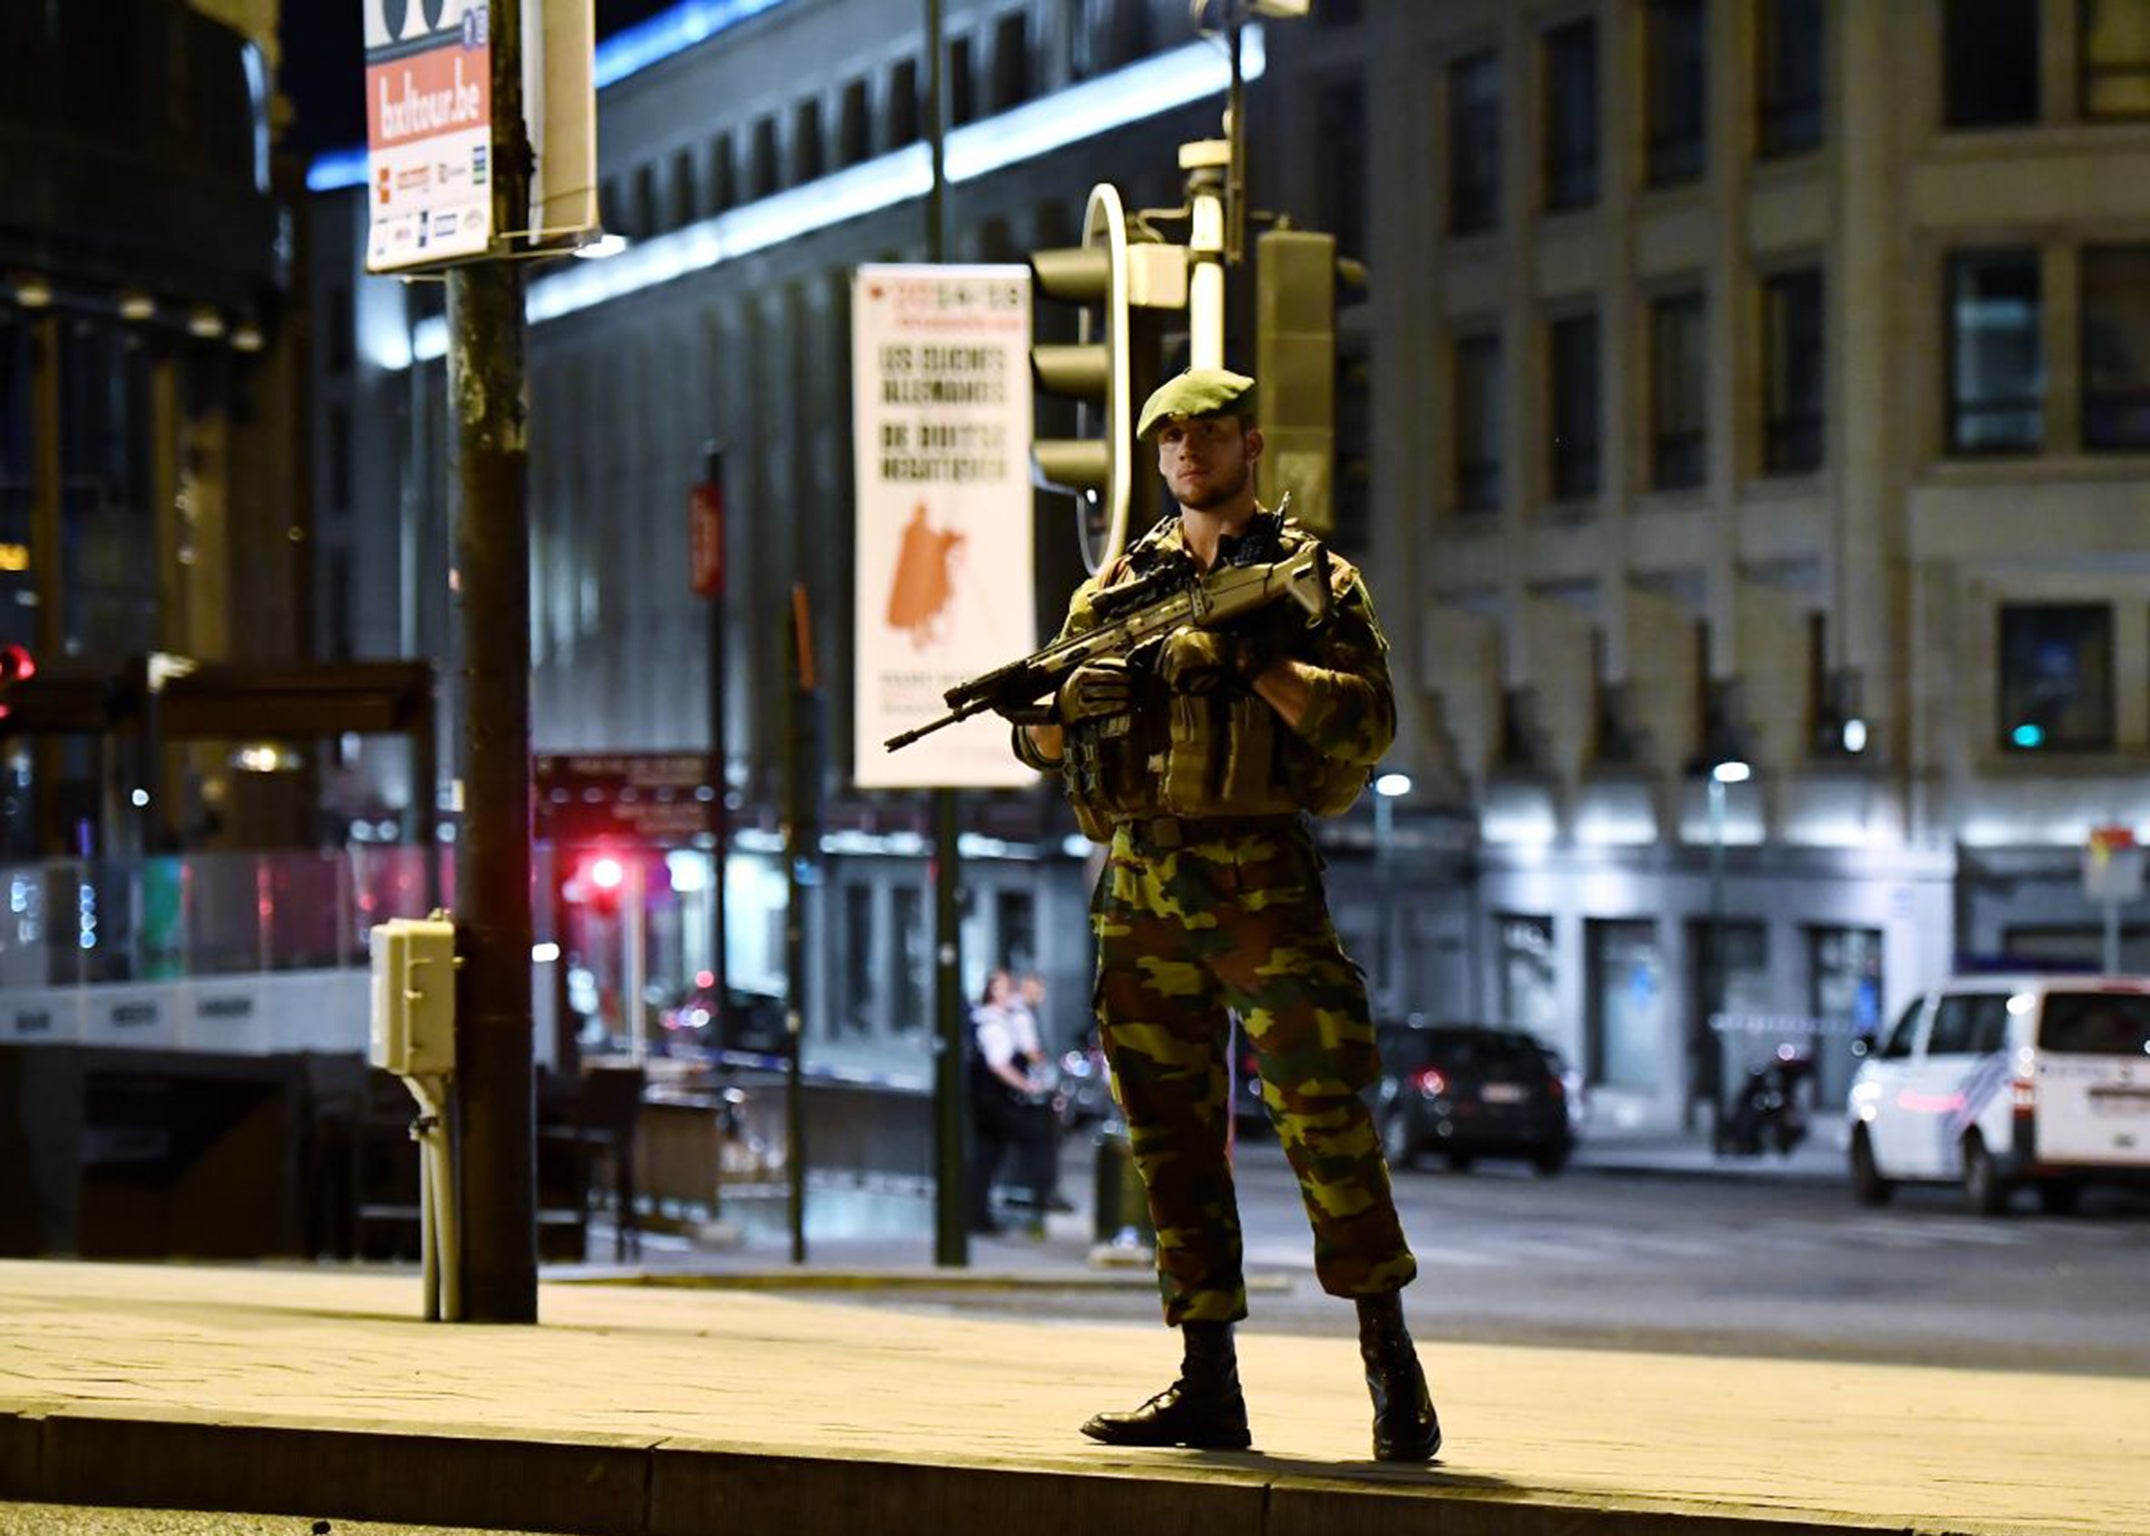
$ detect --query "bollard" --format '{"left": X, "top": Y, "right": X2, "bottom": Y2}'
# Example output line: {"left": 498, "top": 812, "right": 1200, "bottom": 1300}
{"left": 1090, "top": 1118, "right": 1155, "bottom": 1263}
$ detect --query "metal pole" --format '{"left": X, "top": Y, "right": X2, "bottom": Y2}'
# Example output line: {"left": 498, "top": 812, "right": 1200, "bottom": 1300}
{"left": 925, "top": 0, "right": 968, "bottom": 1270}
{"left": 449, "top": 0, "right": 537, "bottom": 1324}
{"left": 783, "top": 584, "right": 815, "bottom": 1265}
{"left": 1704, "top": 777, "right": 1727, "bottom": 1137}
{"left": 703, "top": 444, "right": 731, "bottom": 1013}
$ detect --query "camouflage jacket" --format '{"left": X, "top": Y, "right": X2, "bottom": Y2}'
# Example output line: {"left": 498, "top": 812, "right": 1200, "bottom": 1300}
{"left": 1037, "top": 511, "right": 1395, "bottom": 838}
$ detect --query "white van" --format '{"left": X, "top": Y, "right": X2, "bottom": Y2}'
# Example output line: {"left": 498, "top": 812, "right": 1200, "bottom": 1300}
{"left": 1846, "top": 974, "right": 2150, "bottom": 1215}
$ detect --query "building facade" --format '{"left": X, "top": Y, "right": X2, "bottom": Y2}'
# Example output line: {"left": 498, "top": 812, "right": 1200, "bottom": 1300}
{"left": 1380, "top": 0, "right": 2150, "bottom": 1130}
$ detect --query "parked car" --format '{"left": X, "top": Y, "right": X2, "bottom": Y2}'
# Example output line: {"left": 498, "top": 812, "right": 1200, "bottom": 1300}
{"left": 658, "top": 984, "right": 791, "bottom": 1058}
{"left": 1371, "top": 1021, "right": 1578, "bottom": 1175}
{"left": 1847, "top": 974, "right": 2150, "bottom": 1215}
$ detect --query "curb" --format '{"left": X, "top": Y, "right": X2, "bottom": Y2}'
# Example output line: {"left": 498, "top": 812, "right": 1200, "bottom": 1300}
{"left": 1570, "top": 1157, "right": 1844, "bottom": 1186}
{"left": 559, "top": 1268, "right": 1294, "bottom": 1295}
{"left": 0, "top": 1404, "right": 2052, "bottom": 1536}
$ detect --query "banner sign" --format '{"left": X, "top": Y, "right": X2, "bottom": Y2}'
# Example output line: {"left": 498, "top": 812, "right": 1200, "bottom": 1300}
{"left": 535, "top": 752, "right": 720, "bottom": 844}
{"left": 851, "top": 265, "right": 1037, "bottom": 790}
{"left": 364, "top": 0, "right": 495, "bottom": 271}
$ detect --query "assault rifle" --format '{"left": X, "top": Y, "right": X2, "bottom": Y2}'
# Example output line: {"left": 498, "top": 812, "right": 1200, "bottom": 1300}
{"left": 883, "top": 541, "right": 1334, "bottom": 752}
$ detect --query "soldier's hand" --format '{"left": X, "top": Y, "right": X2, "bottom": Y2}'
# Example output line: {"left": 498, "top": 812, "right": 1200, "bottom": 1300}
{"left": 1157, "top": 627, "right": 1238, "bottom": 695}
{"left": 1056, "top": 657, "right": 1135, "bottom": 725}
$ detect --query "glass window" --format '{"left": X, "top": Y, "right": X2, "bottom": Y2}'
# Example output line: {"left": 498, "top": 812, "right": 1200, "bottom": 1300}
{"left": 891, "top": 885, "right": 926, "bottom": 1033}
{"left": 888, "top": 59, "right": 921, "bottom": 147}
{"left": 1968, "top": 994, "right": 2012, "bottom": 1054}
{"left": 995, "top": 888, "right": 1035, "bottom": 975}
{"left": 1876, "top": 997, "right": 1925, "bottom": 1059}
{"left": 631, "top": 162, "right": 658, "bottom": 236}
{"left": 1644, "top": 0, "right": 1708, "bottom": 186}
{"left": 1448, "top": 49, "right": 1501, "bottom": 236}
{"left": 1498, "top": 914, "right": 1558, "bottom": 1039}
{"left": 1763, "top": 268, "right": 1825, "bottom": 475}
{"left": 2081, "top": 245, "right": 2150, "bottom": 449}
{"left": 949, "top": 35, "right": 977, "bottom": 126}
{"left": 670, "top": 147, "right": 698, "bottom": 226}
{"left": 1944, "top": 0, "right": 2040, "bottom": 127}
{"left": 1927, "top": 995, "right": 1980, "bottom": 1055}
{"left": 1587, "top": 919, "right": 1663, "bottom": 1089}
{"left": 1999, "top": 603, "right": 2113, "bottom": 751}
{"left": 1649, "top": 290, "right": 1708, "bottom": 490}
{"left": 992, "top": 10, "right": 1031, "bottom": 111}
{"left": 1947, "top": 251, "right": 2044, "bottom": 453}
{"left": 1542, "top": 18, "right": 1599, "bottom": 212}
{"left": 2082, "top": 0, "right": 2150, "bottom": 118}
{"left": 2039, "top": 991, "right": 2150, "bottom": 1053}
{"left": 1758, "top": 0, "right": 1824, "bottom": 156}
{"left": 793, "top": 98, "right": 824, "bottom": 183}
{"left": 1549, "top": 311, "right": 1601, "bottom": 500}
{"left": 1454, "top": 330, "right": 1503, "bottom": 513}
{"left": 708, "top": 132, "right": 736, "bottom": 212}
{"left": 750, "top": 116, "right": 781, "bottom": 199}
{"left": 840, "top": 884, "right": 873, "bottom": 1037}
{"left": 838, "top": 77, "right": 871, "bottom": 166}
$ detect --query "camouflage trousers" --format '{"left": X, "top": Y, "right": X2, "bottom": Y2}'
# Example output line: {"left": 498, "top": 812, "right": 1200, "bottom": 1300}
{"left": 1091, "top": 816, "right": 1417, "bottom": 1325}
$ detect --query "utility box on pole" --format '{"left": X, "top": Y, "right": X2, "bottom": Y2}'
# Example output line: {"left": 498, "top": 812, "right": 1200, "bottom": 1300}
{"left": 1254, "top": 228, "right": 1338, "bottom": 535}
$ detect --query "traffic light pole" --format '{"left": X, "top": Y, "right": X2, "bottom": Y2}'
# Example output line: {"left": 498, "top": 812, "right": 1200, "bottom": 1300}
{"left": 448, "top": 0, "right": 537, "bottom": 1325}
{"left": 925, "top": 0, "right": 969, "bottom": 1270}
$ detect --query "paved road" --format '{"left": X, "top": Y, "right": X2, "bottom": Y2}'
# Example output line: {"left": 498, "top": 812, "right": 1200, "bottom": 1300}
{"left": 855, "top": 1138, "right": 2150, "bottom": 1375}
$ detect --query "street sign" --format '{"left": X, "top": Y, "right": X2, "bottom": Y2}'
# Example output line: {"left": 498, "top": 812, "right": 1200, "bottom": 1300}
{"left": 2084, "top": 825, "right": 2143, "bottom": 903}
{"left": 535, "top": 752, "right": 719, "bottom": 844}
{"left": 363, "top": 0, "right": 495, "bottom": 271}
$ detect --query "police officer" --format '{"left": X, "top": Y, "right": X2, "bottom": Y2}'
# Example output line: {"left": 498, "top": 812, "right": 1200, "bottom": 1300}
{"left": 1008, "top": 369, "right": 1440, "bottom": 1461}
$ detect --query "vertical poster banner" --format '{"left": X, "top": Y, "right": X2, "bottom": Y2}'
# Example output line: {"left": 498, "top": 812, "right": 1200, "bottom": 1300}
{"left": 852, "top": 265, "right": 1037, "bottom": 790}
{"left": 364, "top": 0, "right": 495, "bottom": 272}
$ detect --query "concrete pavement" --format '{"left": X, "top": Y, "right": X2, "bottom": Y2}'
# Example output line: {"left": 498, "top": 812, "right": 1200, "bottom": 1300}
{"left": 0, "top": 1259, "right": 2143, "bottom": 1536}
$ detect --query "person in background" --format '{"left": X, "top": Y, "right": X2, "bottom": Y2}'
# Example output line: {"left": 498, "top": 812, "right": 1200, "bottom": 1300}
{"left": 1008, "top": 973, "right": 1074, "bottom": 1213}
{"left": 969, "top": 969, "right": 1047, "bottom": 1234}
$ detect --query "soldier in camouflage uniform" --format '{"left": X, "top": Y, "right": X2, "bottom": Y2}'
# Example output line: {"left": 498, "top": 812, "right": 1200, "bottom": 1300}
{"left": 1007, "top": 369, "right": 1441, "bottom": 1462}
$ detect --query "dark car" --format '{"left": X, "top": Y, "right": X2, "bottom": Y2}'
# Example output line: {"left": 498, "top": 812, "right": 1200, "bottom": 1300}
{"left": 1372, "top": 1022, "right": 1577, "bottom": 1175}
{"left": 658, "top": 984, "right": 791, "bottom": 1059}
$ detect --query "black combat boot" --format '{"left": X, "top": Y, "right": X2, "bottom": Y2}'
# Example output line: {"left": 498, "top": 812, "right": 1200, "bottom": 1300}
{"left": 1356, "top": 1292, "right": 1441, "bottom": 1462}
{"left": 1080, "top": 1320, "right": 1252, "bottom": 1450}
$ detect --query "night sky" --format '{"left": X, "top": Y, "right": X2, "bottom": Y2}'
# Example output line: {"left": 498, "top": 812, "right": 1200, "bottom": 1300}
{"left": 281, "top": 1, "right": 687, "bottom": 156}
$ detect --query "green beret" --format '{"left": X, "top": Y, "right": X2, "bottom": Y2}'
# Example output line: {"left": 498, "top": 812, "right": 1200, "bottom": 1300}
{"left": 1136, "top": 368, "right": 1257, "bottom": 438}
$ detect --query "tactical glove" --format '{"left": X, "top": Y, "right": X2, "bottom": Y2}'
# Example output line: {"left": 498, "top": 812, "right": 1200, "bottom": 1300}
{"left": 1057, "top": 657, "right": 1135, "bottom": 725}
{"left": 1158, "top": 627, "right": 1239, "bottom": 695}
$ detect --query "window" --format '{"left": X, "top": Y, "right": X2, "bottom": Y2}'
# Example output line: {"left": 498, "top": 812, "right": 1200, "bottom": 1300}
{"left": 1586, "top": 919, "right": 1663, "bottom": 1089}
{"left": 1758, "top": 0, "right": 1824, "bottom": 156}
{"left": 1876, "top": 998, "right": 1925, "bottom": 1060}
{"left": 669, "top": 147, "right": 698, "bottom": 227}
{"left": 1498, "top": 915, "right": 1559, "bottom": 1041}
{"left": 631, "top": 162, "right": 658, "bottom": 236}
{"left": 793, "top": 98, "right": 824, "bottom": 184}
{"left": 888, "top": 58, "right": 921, "bottom": 146}
{"left": 891, "top": 885, "right": 926, "bottom": 1033}
{"left": 1999, "top": 604, "right": 2113, "bottom": 751}
{"left": 1649, "top": 290, "right": 1708, "bottom": 490}
{"left": 995, "top": 889, "right": 1035, "bottom": 975}
{"left": 1448, "top": 50, "right": 1501, "bottom": 236}
{"left": 2082, "top": 0, "right": 2150, "bottom": 118}
{"left": 750, "top": 116, "right": 781, "bottom": 199}
{"left": 838, "top": 77, "right": 871, "bottom": 166}
{"left": 2081, "top": 245, "right": 2150, "bottom": 449}
{"left": 2040, "top": 991, "right": 2150, "bottom": 1054}
{"left": 1926, "top": 995, "right": 1981, "bottom": 1055}
{"left": 708, "top": 131, "right": 736, "bottom": 212}
{"left": 840, "top": 884, "right": 874, "bottom": 1037}
{"left": 1644, "top": 0, "right": 1707, "bottom": 186}
{"left": 1947, "top": 250, "right": 2044, "bottom": 453}
{"left": 1453, "top": 330, "right": 1503, "bottom": 512}
{"left": 1549, "top": 311, "right": 1600, "bottom": 500}
{"left": 1542, "top": 18, "right": 1599, "bottom": 211}
{"left": 1762, "top": 268, "right": 1825, "bottom": 474}
{"left": 991, "top": 10, "right": 1030, "bottom": 112}
{"left": 1809, "top": 926, "right": 1884, "bottom": 1040}
{"left": 1315, "top": 81, "right": 1369, "bottom": 257}
{"left": 949, "top": 35, "right": 977, "bottom": 126}
{"left": 1944, "top": 0, "right": 2040, "bottom": 127}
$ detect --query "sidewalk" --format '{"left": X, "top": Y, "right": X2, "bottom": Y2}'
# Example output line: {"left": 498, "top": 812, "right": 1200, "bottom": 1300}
{"left": 0, "top": 1259, "right": 2142, "bottom": 1536}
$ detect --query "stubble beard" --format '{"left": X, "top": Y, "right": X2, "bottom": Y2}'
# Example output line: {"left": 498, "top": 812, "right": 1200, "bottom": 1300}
{"left": 1176, "top": 459, "right": 1251, "bottom": 513}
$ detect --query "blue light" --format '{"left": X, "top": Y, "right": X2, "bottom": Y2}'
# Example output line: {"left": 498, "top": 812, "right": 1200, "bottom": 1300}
{"left": 594, "top": 0, "right": 791, "bottom": 89}
{"left": 307, "top": 146, "right": 370, "bottom": 194}
{"left": 2011, "top": 722, "right": 2045, "bottom": 748}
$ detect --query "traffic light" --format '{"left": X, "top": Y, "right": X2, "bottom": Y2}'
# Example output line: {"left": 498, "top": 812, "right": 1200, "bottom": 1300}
{"left": 578, "top": 851, "right": 626, "bottom": 916}
{"left": 1029, "top": 182, "right": 1187, "bottom": 571}
{"left": 0, "top": 643, "right": 35, "bottom": 723}
{"left": 1255, "top": 228, "right": 1363, "bottom": 537}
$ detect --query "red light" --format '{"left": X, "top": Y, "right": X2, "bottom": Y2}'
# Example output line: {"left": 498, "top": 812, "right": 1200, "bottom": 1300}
{"left": 0, "top": 645, "right": 34, "bottom": 685}
{"left": 587, "top": 855, "right": 625, "bottom": 891}
{"left": 1411, "top": 1067, "right": 1448, "bottom": 1098}
{"left": 695, "top": 969, "right": 714, "bottom": 989}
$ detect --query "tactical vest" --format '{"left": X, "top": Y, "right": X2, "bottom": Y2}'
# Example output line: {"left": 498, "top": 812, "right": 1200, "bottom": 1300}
{"left": 1061, "top": 516, "right": 1371, "bottom": 841}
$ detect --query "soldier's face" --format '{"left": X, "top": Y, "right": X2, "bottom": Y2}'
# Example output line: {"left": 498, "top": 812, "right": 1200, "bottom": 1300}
{"left": 1156, "top": 416, "right": 1263, "bottom": 511}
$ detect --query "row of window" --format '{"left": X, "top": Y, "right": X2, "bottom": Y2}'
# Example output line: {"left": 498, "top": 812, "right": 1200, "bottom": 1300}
{"left": 1447, "top": 0, "right": 1824, "bottom": 237}
{"left": 599, "top": 1, "right": 1158, "bottom": 242}
{"left": 1448, "top": 0, "right": 2150, "bottom": 242}
{"left": 1949, "top": 245, "right": 2150, "bottom": 455}
{"left": 1450, "top": 266, "right": 1825, "bottom": 512}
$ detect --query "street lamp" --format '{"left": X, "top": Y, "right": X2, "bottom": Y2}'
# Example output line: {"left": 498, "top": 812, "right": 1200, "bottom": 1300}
{"left": 1702, "top": 758, "right": 1749, "bottom": 1139}
{"left": 1372, "top": 772, "right": 1411, "bottom": 1011}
